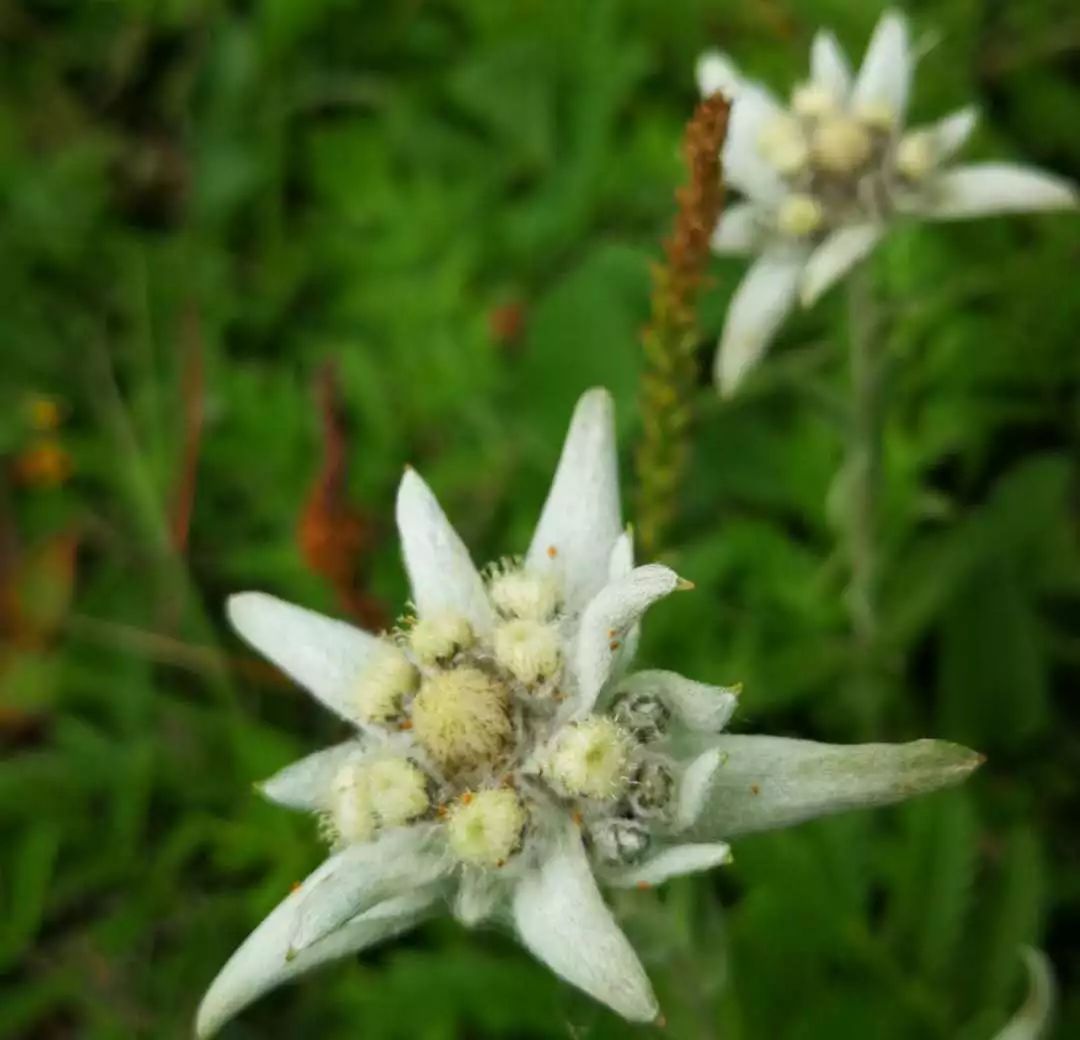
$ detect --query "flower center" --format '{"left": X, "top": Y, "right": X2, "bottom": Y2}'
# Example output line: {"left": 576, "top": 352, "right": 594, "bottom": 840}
{"left": 410, "top": 666, "right": 512, "bottom": 771}
{"left": 493, "top": 618, "right": 561, "bottom": 685}
{"left": 544, "top": 716, "right": 633, "bottom": 800}
{"left": 352, "top": 647, "right": 418, "bottom": 723}
{"left": 447, "top": 789, "right": 527, "bottom": 866}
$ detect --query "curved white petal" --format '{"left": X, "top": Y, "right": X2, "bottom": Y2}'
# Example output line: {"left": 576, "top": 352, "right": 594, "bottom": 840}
{"left": 454, "top": 868, "right": 502, "bottom": 927}
{"left": 930, "top": 105, "right": 978, "bottom": 161}
{"left": 258, "top": 741, "right": 365, "bottom": 811}
{"left": 614, "top": 670, "right": 739, "bottom": 733}
{"left": 714, "top": 250, "right": 805, "bottom": 397}
{"left": 573, "top": 565, "right": 685, "bottom": 717}
{"left": 512, "top": 822, "right": 658, "bottom": 1022}
{"left": 396, "top": 468, "right": 494, "bottom": 633}
{"left": 676, "top": 747, "right": 723, "bottom": 829}
{"left": 696, "top": 50, "right": 742, "bottom": 98}
{"left": 852, "top": 11, "right": 912, "bottom": 121}
{"left": 992, "top": 948, "right": 1055, "bottom": 1040}
{"left": 196, "top": 871, "right": 441, "bottom": 1038}
{"left": 227, "top": 592, "right": 381, "bottom": 725}
{"left": 799, "top": 224, "right": 884, "bottom": 307}
{"left": 811, "top": 30, "right": 853, "bottom": 100}
{"left": 683, "top": 736, "right": 984, "bottom": 840}
{"left": 608, "top": 842, "right": 732, "bottom": 888}
{"left": 921, "top": 163, "right": 1078, "bottom": 220}
{"left": 605, "top": 529, "right": 639, "bottom": 677}
{"left": 289, "top": 826, "right": 448, "bottom": 955}
{"left": 724, "top": 83, "right": 788, "bottom": 203}
{"left": 607, "top": 528, "right": 634, "bottom": 582}
{"left": 525, "top": 388, "right": 622, "bottom": 616}
{"left": 710, "top": 202, "right": 764, "bottom": 255}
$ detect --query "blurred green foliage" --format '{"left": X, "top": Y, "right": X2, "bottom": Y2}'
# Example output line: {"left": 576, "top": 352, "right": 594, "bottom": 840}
{"left": 1, "top": 0, "right": 1078, "bottom": 1037}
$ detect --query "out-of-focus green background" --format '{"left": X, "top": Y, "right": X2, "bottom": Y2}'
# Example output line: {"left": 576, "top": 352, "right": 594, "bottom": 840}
{"left": 2, "top": 1, "right": 1077, "bottom": 1037}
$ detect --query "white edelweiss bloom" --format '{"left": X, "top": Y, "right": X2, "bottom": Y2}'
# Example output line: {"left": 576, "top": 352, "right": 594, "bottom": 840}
{"left": 699, "top": 8, "right": 1078, "bottom": 396}
{"left": 198, "top": 387, "right": 984, "bottom": 1035}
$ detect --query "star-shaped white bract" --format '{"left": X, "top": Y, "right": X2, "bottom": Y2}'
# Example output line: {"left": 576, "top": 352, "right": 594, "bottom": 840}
{"left": 698, "top": 9, "right": 1078, "bottom": 395}
{"left": 196, "top": 388, "right": 982, "bottom": 1036}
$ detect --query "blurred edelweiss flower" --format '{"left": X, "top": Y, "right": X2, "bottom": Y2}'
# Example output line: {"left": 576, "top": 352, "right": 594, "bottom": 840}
{"left": 197, "top": 388, "right": 983, "bottom": 1036}
{"left": 698, "top": 9, "right": 1079, "bottom": 395}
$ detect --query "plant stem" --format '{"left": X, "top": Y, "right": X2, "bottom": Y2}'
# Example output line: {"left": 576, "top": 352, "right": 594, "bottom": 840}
{"left": 845, "top": 263, "right": 886, "bottom": 735}
{"left": 635, "top": 94, "right": 730, "bottom": 558}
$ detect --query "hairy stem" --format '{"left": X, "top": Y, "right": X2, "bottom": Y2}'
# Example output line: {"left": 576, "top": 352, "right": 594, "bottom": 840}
{"left": 845, "top": 264, "right": 886, "bottom": 735}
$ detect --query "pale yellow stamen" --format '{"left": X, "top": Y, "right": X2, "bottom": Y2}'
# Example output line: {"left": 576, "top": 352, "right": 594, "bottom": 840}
{"left": 545, "top": 716, "right": 633, "bottom": 800}
{"left": 812, "top": 116, "right": 872, "bottom": 173}
{"left": 489, "top": 568, "right": 561, "bottom": 621}
{"left": 366, "top": 758, "right": 430, "bottom": 826}
{"left": 410, "top": 666, "right": 511, "bottom": 771}
{"left": 895, "top": 131, "right": 936, "bottom": 181}
{"left": 409, "top": 612, "right": 474, "bottom": 666}
{"left": 757, "top": 115, "right": 810, "bottom": 175}
{"left": 352, "top": 646, "right": 418, "bottom": 723}
{"left": 447, "top": 788, "right": 527, "bottom": 867}
{"left": 777, "top": 193, "right": 825, "bottom": 237}
{"left": 493, "top": 619, "right": 561, "bottom": 685}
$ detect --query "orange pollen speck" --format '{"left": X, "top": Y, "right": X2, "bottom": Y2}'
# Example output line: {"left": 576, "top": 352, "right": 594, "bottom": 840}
{"left": 571, "top": 811, "right": 583, "bottom": 827}
{"left": 546, "top": 545, "right": 558, "bottom": 558}
{"left": 436, "top": 804, "right": 448, "bottom": 818}
{"left": 398, "top": 719, "right": 413, "bottom": 731}
{"left": 290, "top": 881, "right": 302, "bottom": 893}
{"left": 460, "top": 792, "right": 474, "bottom": 805}
{"left": 609, "top": 640, "right": 621, "bottom": 651}
{"left": 750, "top": 784, "right": 760, "bottom": 795}
{"left": 607, "top": 629, "right": 617, "bottom": 638}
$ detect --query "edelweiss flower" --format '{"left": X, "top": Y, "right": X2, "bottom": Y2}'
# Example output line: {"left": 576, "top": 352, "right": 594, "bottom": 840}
{"left": 698, "top": 9, "right": 1079, "bottom": 395}
{"left": 197, "top": 388, "right": 983, "bottom": 1035}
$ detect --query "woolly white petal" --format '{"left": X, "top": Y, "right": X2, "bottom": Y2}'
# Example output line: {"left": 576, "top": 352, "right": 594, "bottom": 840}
{"left": 525, "top": 388, "right": 622, "bottom": 616}
{"left": 710, "top": 202, "right": 764, "bottom": 255}
{"left": 696, "top": 50, "right": 742, "bottom": 99}
{"left": 676, "top": 747, "right": 723, "bottom": 829}
{"left": 195, "top": 871, "right": 440, "bottom": 1038}
{"left": 724, "top": 83, "right": 789, "bottom": 203}
{"left": 604, "top": 529, "right": 639, "bottom": 677}
{"left": 289, "top": 826, "right": 448, "bottom": 956}
{"left": 227, "top": 592, "right": 381, "bottom": 725}
{"left": 922, "top": 163, "right": 1078, "bottom": 220}
{"left": 454, "top": 868, "right": 502, "bottom": 928}
{"left": 257, "top": 741, "right": 365, "bottom": 811}
{"left": 684, "top": 736, "right": 984, "bottom": 840}
{"left": 573, "top": 565, "right": 684, "bottom": 717}
{"left": 852, "top": 10, "right": 912, "bottom": 120}
{"left": 931, "top": 105, "right": 978, "bottom": 161}
{"left": 992, "top": 948, "right": 1055, "bottom": 1040}
{"left": 607, "top": 528, "right": 634, "bottom": 582}
{"left": 715, "top": 250, "right": 805, "bottom": 396}
{"left": 800, "top": 224, "right": 884, "bottom": 306}
{"left": 614, "top": 670, "right": 739, "bottom": 733}
{"left": 608, "top": 843, "right": 732, "bottom": 888}
{"left": 396, "top": 468, "right": 494, "bottom": 633}
{"left": 512, "top": 822, "right": 658, "bottom": 1022}
{"left": 811, "top": 30, "right": 853, "bottom": 100}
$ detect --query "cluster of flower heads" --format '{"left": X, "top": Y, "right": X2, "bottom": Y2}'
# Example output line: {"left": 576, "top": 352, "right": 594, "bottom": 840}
{"left": 699, "top": 10, "right": 1078, "bottom": 394}
{"left": 197, "top": 389, "right": 982, "bottom": 1036}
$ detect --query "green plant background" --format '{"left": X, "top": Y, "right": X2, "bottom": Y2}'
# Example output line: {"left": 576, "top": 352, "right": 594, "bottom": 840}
{"left": 1, "top": 1, "right": 1077, "bottom": 1037}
